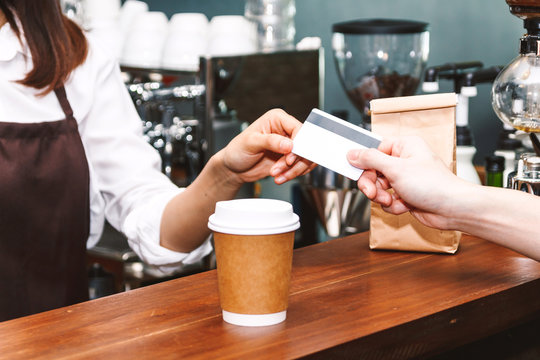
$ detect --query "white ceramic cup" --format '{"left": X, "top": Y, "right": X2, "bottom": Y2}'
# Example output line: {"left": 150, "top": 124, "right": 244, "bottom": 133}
{"left": 82, "top": 0, "right": 121, "bottom": 25}
{"left": 208, "top": 15, "right": 257, "bottom": 56}
{"left": 121, "top": 11, "right": 169, "bottom": 68}
{"left": 162, "top": 13, "right": 209, "bottom": 71}
{"left": 118, "top": 0, "right": 149, "bottom": 34}
{"left": 168, "top": 12, "right": 208, "bottom": 37}
{"left": 81, "top": 0, "right": 123, "bottom": 60}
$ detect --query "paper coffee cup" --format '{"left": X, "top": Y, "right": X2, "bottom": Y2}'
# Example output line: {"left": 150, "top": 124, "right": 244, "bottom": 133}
{"left": 208, "top": 198, "right": 300, "bottom": 327}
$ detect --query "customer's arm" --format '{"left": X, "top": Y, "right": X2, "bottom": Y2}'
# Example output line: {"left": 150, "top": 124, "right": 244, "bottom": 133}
{"left": 347, "top": 136, "right": 540, "bottom": 261}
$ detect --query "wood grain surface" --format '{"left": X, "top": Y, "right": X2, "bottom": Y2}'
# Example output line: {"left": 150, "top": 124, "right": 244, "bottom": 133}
{"left": 0, "top": 233, "right": 539, "bottom": 359}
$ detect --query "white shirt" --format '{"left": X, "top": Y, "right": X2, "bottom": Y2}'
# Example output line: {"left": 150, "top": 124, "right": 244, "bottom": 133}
{"left": 0, "top": 22, "right": 212, "bottom": 272}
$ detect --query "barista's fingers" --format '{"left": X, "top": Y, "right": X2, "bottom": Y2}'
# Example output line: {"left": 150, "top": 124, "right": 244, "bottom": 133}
{"left": 270, "top": 156, "right": 289, "bottom": 176}
{"left": 274, "top": 158, "right": 314, "bottom": 184}
{"left": 271, "top": 153, "right": 314, "bottom": 176}
{"left": 296, "top": 161, "right": 317, "bottom": 176}
{"left": 260, "top": 108, "right": 303, "bottom": 138}
{"left": 270, "top": 156, "right": 291, "bottom": 177}
{"left": 285, "top": 152, "right": 315, "bottom": 170}
{"left": 285, "top": 152, "right": 297, "bottom": 166}
{"left": 301, "top": 162, "right": 318, "bottom": 175}
{"left": 249, "top": 133, "right": 293, "bottom": 156}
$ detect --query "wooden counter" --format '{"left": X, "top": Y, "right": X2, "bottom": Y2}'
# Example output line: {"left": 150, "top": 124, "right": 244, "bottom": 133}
{"left": 0, "top": 233, "right": 539, "bottom": 359}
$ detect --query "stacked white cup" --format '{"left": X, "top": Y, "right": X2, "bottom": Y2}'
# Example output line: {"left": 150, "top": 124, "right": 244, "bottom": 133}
{"left": 118, "top": 0, "right": 149, "bottom": 41}
{"left": 161, "top": 13, "right": 209, "bottom": 72}
{"left": 208, "top": 16, "right": 257, "bottom": 57}
{"left": 121, "top": 11, "right": 169, "bottom": 69}
{"left": 115, "top": 4, "right": 258, "bottom": 69}
{"left": 82, "top": 0, "right": 123, "bottom": 59}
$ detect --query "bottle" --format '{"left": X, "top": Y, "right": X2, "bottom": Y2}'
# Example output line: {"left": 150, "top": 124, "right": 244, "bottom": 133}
{"left": 456, "top": 125, "right": 481, "bottom": 184}
{"left": 494, "top": 124, "right": 523, "bottom": 187}
{"left": 485, "top": 155, "right": 505, "bottom": 187}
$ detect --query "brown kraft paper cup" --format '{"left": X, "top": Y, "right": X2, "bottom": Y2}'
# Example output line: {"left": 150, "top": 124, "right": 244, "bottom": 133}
{"left": 214, "top": 232, "right": 294, "bottom": 316}
{"left": 208, "top": 199, "right": 299, "bottom": 326}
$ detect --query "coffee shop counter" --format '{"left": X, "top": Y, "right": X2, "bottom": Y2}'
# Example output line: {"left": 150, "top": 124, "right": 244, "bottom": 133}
{"left": 1, "top": 232, "right": 539, "bottom": 359}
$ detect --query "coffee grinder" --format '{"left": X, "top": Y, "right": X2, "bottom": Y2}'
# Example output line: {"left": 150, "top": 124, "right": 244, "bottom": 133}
{"left": 492, "top": 0, "right": 540, "bottom": 194}
{"left": 299, "top": 19, "right": 430, "bottom": 239}
{"left": 333, "top": 19, "right": 430, "bottom": 128}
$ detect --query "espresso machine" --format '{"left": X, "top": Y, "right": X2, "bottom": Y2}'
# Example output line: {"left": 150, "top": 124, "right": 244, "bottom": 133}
{"left": 492, "top": 0, "right": 540, "bottom": 195}
{"left": 299, "top": 19, "right": 429, "bottom": 239}
{"left": 123, "top": 49, "right": 322, "bottom": 185}
{"left": 124, "top": 69, "right": 207, "bottom": 187}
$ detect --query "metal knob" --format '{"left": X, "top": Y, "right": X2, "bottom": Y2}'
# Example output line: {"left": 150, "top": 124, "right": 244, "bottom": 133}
{"left": 525, "top": 156, "right": 540, "bottom": 179}
{"left": 508, "top": 154, "right": 540, "bottom": 195}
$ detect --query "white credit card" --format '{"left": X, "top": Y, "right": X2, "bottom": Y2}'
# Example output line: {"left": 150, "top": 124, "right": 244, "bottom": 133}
{"left": 292, "top": 108, "right": 382, "bottom": 180}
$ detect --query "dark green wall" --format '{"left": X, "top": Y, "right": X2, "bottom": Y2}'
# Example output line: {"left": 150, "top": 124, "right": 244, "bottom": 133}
{"left": 144, "top": 0, "right": 523, "bottom": 164}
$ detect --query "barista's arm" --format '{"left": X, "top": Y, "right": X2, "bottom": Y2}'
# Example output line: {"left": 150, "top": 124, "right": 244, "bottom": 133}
{"left": 160, "top": 109, "right": 313, "bottom": 253}
{"left": 158, "top": 153, "right": 245, "bottom": 253}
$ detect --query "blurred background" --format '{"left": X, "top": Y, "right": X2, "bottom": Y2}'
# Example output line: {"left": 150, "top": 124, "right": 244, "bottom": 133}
{"left": 142, "top": 0, "right": 522, "bottom": 164}
{"left": 67, "top": 0, "right": 529, "bottom": 294}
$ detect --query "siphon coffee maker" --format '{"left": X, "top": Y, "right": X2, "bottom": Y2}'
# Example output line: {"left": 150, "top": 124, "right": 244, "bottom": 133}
{"left": 492, "top": 0, "right": 540, "bottom": 195}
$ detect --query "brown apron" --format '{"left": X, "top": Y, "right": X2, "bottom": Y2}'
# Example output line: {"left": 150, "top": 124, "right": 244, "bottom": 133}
{"left": 0, "top": 86, "right": 90, "bottom": 321}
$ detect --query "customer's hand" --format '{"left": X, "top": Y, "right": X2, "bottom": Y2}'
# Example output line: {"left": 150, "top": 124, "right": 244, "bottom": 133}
{"left": 220, "top": 109, "right": 315, "bottom": 186}
{"left": 347, "top": 136, "right": 471, "bottom": 230}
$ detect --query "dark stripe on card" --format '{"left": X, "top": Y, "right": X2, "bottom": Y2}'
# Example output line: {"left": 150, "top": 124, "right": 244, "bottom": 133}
{"left": 306, "top": 111, "right": 381, "bottom": 148}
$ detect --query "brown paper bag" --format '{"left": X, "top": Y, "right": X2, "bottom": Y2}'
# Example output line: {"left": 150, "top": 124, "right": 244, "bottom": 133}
{"left": 369, "top": 93, "right": 461, "bottom": 254}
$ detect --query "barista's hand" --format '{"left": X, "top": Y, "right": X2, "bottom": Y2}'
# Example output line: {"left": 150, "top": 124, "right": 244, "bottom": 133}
{"left": 219, "top": 109, "right": 315, "bottom": 186}
{"left": 347, "top": 136, "right": 473, "bottom": 230}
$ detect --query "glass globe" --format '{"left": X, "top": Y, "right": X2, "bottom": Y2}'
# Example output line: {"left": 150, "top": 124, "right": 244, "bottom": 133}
{"left": 491, "top": 53, "right": 540, "bottom": 132}
{"left": 332, "top": 19, "right": 429, "bottom": 125}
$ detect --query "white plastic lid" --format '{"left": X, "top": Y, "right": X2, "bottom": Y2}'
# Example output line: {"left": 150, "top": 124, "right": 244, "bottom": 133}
{"left": 208, "top": 198, "right": 300, "bottom": 235}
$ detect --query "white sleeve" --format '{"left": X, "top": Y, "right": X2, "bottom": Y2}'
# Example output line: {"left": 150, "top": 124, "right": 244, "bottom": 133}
{"left": 122, "top": 188, "right": 214, "bottom": 273}
{"left": 73, "top": 40, "right": 212, "bottom": 269}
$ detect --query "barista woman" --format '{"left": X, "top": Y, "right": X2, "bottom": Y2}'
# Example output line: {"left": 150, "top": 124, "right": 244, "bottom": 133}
{"left": 347, "top": 136, "right": 540, "bottom": 261}
{"left": 0, "top": 1, "right": 313, "bottom": 321}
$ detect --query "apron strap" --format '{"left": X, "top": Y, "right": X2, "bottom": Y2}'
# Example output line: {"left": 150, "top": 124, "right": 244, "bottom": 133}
{"left": 54, "top": 86, "right": 74, "bottom": 119}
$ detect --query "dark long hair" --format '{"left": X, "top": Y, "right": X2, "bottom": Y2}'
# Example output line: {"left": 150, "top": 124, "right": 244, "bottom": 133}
{"left": 0, "top": 0, "right": 88, "bottom": 94}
